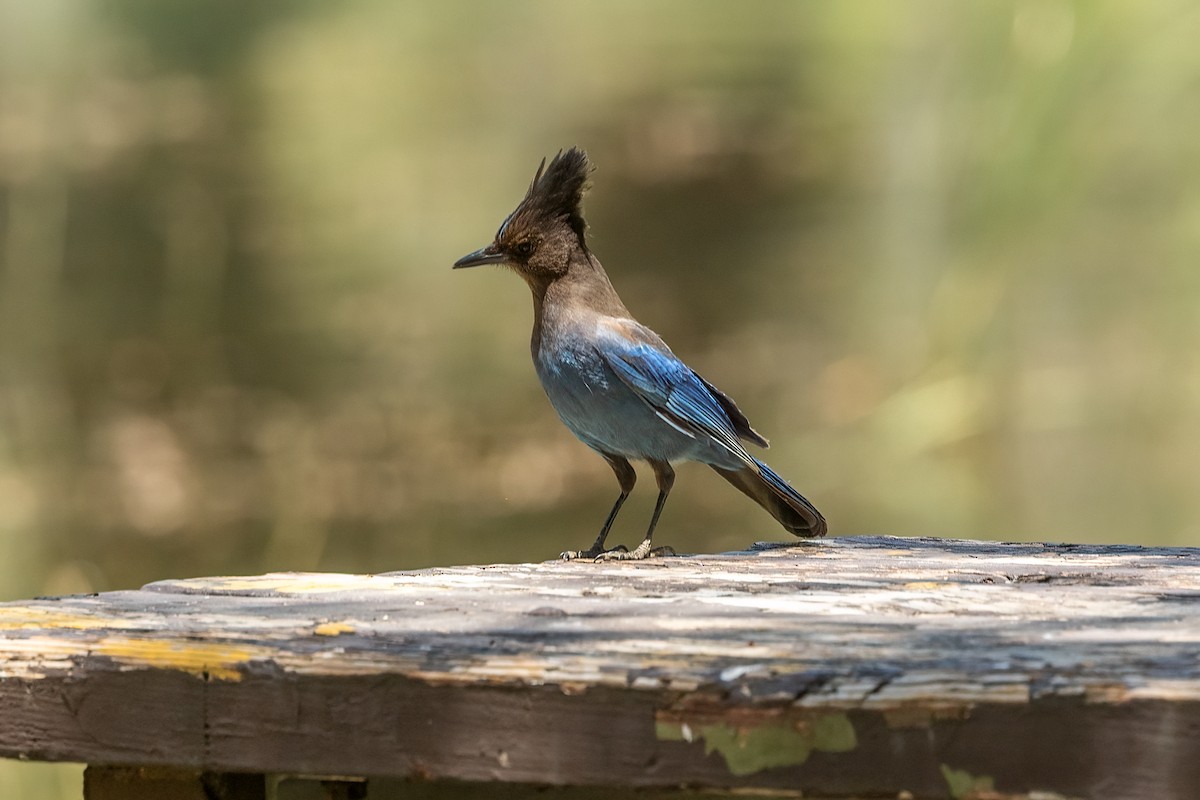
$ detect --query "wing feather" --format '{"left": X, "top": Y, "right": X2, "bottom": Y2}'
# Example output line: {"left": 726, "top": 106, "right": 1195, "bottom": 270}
{"left": 600, "top": 343, "right": 753, "bottom": 465}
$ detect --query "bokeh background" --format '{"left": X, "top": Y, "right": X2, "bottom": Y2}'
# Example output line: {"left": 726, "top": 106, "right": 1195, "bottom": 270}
{"left": 3, "top": 0, "right": 1200, "bottom": 794}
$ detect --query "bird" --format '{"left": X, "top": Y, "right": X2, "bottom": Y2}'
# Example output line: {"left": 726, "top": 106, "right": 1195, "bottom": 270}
{"left": 454, "top": 147, "right": 827, "bottom": 560}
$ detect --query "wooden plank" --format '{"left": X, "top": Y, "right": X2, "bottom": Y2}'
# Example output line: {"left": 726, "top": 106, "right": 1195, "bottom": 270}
{"left": 2, "top": 536, "right": 1200, "bottom": 798}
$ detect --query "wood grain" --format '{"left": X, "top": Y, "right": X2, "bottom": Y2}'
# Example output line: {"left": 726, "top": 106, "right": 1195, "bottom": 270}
{"left": 3, "top": 536, "right": 1200, "bottom": 798}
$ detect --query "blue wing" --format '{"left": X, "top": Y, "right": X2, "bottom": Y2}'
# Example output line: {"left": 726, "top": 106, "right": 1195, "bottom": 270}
{"left": 599, "top": 341, "right": 753, "bottom": 464}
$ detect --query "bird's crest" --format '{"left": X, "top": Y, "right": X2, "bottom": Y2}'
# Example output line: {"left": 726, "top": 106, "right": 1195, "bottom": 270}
{"left": 503, "top": 147, "right": 592, "bottom": 246}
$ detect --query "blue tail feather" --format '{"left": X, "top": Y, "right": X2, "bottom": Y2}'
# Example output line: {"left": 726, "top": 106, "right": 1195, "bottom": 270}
{"left": 712, "top": 458, "right": 827, "bottom": 537}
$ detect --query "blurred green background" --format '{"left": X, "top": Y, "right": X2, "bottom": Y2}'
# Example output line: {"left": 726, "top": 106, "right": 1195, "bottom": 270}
{"left": 2, "top": 0, "right": 1200, "bottom": 794}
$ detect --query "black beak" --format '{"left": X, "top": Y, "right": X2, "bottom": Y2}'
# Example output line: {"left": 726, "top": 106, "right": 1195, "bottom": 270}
{"left": 453, "top": 244, "right": 506, "bottom": 269}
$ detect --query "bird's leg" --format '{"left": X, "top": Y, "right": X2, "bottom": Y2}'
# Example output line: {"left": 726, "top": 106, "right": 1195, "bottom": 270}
{"left": 560, "top": 492, "right": 628, "bottom": 561}
{"left": 561, "top": 455, "right": 636, "bottom": 560}
{"left": 597, "top": 460, "right": 676, "bottom": 561}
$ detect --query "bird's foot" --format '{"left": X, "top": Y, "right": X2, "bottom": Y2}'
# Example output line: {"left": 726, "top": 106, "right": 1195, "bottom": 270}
{"left": 594, "top": 542, "right": 675, "bottom": 561}
{"left": 560, "top": 544, "right": 627, "bottom": 561}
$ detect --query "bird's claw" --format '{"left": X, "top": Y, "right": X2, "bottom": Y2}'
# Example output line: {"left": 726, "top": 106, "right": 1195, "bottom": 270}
{"left": 561, "top": 535, "right": 676, "bottom": 562}
{"left": 593, "top": 543, "right": 675, "bottom": 562}
{"left": 560, "top": 544, "right": 627, "bottom": 561}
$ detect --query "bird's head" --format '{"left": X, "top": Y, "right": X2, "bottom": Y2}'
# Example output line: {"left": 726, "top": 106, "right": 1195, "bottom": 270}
{"left": 454, "top": 147, "right": 592, "bottom": 281}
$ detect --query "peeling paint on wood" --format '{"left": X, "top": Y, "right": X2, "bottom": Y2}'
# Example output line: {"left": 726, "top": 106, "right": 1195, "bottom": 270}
{"left": 657, "top": 711, "right": 857, "bottom": 776}
{"left": 311, "top": 622, "right": 354, "bottom": 637}
{"left": 939, "top": 764, "right": 996, "bottom": 798}
{"left": 2, "top": 536, "right": 1200, "bottom": 798}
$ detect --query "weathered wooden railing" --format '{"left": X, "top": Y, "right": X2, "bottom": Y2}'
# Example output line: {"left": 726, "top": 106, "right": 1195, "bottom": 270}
{"left": 2, "top": 536, "right": 1199, "bottom": 799}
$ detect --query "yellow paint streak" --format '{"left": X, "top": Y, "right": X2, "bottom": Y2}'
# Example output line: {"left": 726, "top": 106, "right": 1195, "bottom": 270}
{"left": 176, "top": 573, "right": 402, "bottom": 595}
{"left": 313, "top": 621, "right": 355, "bottom": 636}
{"left": 902, "top": 582, "right": 950, "bottom": 590}
{"left": 92, "top": 636, "right": 270, "bottom": 681}
{"left": 0, "top": 608, "right": 138, "bottom": 632}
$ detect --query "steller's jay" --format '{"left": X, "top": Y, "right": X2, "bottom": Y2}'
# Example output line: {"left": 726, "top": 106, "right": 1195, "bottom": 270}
{"left": 454, "top": 147, "right": 827, "bottom": 560}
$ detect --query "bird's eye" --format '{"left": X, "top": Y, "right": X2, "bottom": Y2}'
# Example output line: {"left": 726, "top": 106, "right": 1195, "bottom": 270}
{"left": 514, "top": 240, "right": 536, "bottom": 258}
